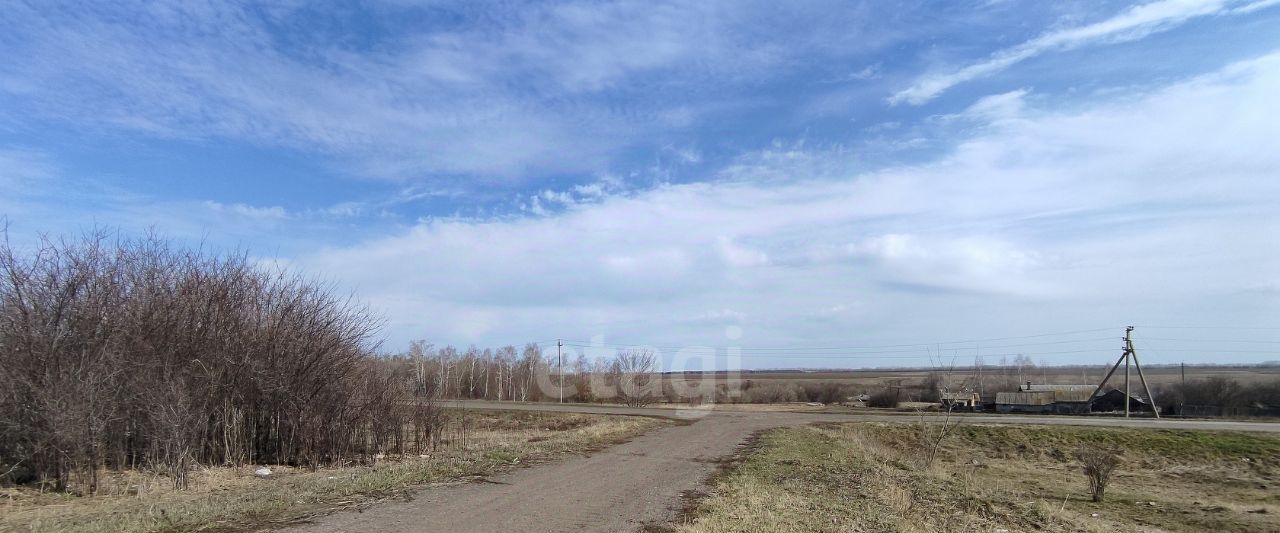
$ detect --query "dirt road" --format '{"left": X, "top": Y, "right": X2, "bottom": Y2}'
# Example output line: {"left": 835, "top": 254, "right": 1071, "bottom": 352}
{"left": 282, "top": 402, "right": 1278, "bottom": 533}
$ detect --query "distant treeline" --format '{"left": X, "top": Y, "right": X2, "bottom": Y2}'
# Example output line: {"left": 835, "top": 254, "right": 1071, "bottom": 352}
{"left": 1162, "top": 377, "right": 1280, "bottom": 417}
{"left": 0, "top": 231, "right": 442, "bottom": 494}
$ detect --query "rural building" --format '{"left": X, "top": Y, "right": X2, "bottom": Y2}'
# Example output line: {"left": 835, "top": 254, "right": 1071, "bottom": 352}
{"left": 994, "top": 390, "right": 1056, "bottom": 413}
{"left": 939, "top": 391, "right": 980, "bottom": 409}
{"left": 1023, "top": 384, "right": 1095, "bottom": 414}
{"left": 1090, "top": 388, "right": 1155, "bottom": 413}
{"left": 994, "top": 382, "right": 1156, "bottom": 414}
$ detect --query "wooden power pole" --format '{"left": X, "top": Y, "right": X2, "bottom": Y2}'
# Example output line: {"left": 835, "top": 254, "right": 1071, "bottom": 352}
{"left": 1087, "top": 326, "right": 1160, "bottom": 418}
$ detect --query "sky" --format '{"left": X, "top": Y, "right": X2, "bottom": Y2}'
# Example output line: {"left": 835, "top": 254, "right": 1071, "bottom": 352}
{"left": 2, "top": 0, "right": 1279, "bottom": 369}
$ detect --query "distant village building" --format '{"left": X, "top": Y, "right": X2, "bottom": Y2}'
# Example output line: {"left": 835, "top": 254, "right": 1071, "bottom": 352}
{"left": 994, "top": 390, "right": 1056, "bottom": 413}
{"left": 989, "top": 382, "right": 1154, "bottom": 414}
{"left": 1022, "top": 384, "right": 1095, "bottom": 414}
{"left": 1091, "top": 388, "right": 1155, "bottom": 413}
{"left": 939, "top": 391, "right": 980, "bottom": 409}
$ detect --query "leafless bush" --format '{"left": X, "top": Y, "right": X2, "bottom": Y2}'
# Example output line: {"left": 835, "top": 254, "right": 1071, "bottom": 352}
{"left": 918, "top": 372, "right": 943, "bottom": 403}
{"left": 740, "top": 383, "right": 799, "bottom": 403}
{"left": 613, "top": 349, "right": 657, "bottom": 407}
{"left": 1075, "top": 445, "right": 1121, "bottom": 502}
{"left": 0, "top": 229, "right": 445, "bottom": 493}
{"left": 868, "top": 387, "right": 901, "bottom": 408}
{"left": 915, "top": 403, "right": 961, "bottom": 469}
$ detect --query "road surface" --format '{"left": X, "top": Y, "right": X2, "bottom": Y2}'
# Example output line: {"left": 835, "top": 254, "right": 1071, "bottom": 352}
{"left": 281, "top": 401, "right": 1278, "bottom": 533}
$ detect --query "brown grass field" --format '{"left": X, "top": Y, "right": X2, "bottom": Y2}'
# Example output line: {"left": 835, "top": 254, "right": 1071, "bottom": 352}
{"left": 0, "top": 410, "right": 668, "bottom": 533}
{"left": 679, "top": 422, "right": 1280, "bottom": 532}
{"left": 729, "top": 365, "right": 1280, "bottom": 390}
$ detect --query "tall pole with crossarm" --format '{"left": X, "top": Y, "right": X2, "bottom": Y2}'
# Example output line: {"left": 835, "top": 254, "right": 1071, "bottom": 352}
{"left": 1088, "top": 326, "right": 1160, "bottom": 418}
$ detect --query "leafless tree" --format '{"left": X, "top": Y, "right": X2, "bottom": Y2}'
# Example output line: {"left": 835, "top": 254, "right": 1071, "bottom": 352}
{"left": 916, "top": 358, "right": 962, "bottom": 469}
{"left": 614, "top": 349, "right": 658, "bottom": 407}
{"left": 916, "top": 402, "right": 962, "bottom": 469}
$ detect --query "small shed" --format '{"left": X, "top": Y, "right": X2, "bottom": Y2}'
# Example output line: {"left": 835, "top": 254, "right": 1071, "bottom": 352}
{"left": 940, "top": 391, "right": 980, "bottom": 409}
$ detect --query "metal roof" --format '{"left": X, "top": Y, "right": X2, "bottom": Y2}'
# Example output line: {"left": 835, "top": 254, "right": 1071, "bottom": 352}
{"left": 1023, "top": 384, "right": 1095, "bottom": 392}
{"left": 1050, "top": 389, "right": 1096, "bottom": 402}
{"left": 995, "top": 391, "right": 1056, "bottom": 406}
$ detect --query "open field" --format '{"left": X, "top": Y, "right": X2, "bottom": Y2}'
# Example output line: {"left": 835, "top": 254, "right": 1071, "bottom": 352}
{"left": 0, "top": 410, "right": 667, "bottom": 533}
{"left": 679, "top": 422, "right": 1280, "bottom": 533}
{"left": 725, "top": 365, "right": 1280, "bottom": 390}
{"left": 5, "top": 401, "right": 1276, "bottom": 533}
{"left": 655, "top": 364, "right": 1280, "bottom": 411}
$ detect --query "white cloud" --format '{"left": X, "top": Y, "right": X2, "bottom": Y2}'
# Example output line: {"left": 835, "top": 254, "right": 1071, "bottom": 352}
{"left": 716, "top": 237, "right": 770, "bottom": 267}
{"left": 0, "top": 148, "right": 56, "bottom": 189}
{"left": 203, "top": 201, "right": 289, "bottom": 221}
{"left": 1, "top": 1, "right": 884, "bottom": 182}
{"left": 692, "top": 309, "right": 748, "bottom": 323}
{"left": 0, "top": 2, "right": 715, "bottom": 180}
{"left": 293, "top": 52, "right": 1280, "bottom": 355}
{"left": 952, "top": 89, "right": 1030, "bottom": 121}
{"left": 890, "top": 0, "right": 1274, "bottom": 105}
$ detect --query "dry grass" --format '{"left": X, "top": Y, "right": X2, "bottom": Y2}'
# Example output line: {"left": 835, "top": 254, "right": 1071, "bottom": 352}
{"left": 0, "top": 409, "right": 667, "bottom": 533}
{"left": 680, "top": 423, "right": 1280, "bottom": 532}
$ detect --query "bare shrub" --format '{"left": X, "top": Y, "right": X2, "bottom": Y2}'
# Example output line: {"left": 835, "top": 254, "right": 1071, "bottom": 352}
{"left": 918, "top": 372, "right": 943, "bottom": 403}
{"left": 1075, "top": 445, "right": 1121, "bottom": 502}
{"left": 867, "top": 387, "right": 901, "bottom": 408}
{"left": 740, "top": 383, "right": 799, "bottom": 404}
{"left": 0, "top": 229, "right": 447, "bottom": 493}
{"left": 613, "top": 349, "right": 657, "bottom": 407}
{"left": 915, "top": 403, "right": 961, "bottom": 469}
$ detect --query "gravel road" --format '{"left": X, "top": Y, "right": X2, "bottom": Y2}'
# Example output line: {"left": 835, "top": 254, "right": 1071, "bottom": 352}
{"left": 281, "top": 401, "right": 1278, "bottom": 533}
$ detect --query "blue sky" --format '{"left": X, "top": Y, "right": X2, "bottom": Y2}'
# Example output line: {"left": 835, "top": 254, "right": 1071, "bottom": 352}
{"left": 2, "top": 0, "right": 1279, "bottom": 368}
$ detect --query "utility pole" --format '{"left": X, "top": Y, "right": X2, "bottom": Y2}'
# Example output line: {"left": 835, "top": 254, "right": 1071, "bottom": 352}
{"left": 1181, "top": 361, "right": 1186, "bottom": 413}
{"left": 1088, "top": 326, "right": 1160, "bottom": 418}
{"left": 1125, "top": 331, "right": 1131, "bottom": 417}
{"left": 1128, "top": 326, "right": 1159, "bottom": 419}
{"left": 558, "top": 339, "right": 563, "bottom": 403}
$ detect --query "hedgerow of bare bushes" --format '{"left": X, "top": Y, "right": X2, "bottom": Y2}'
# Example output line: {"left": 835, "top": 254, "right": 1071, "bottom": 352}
{"left": 0, "top": 230, "right": 439, "bottom": 493}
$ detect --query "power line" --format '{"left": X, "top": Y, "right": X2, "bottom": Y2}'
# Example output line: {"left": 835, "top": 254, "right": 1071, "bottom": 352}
{"left": 557, "top": 336, "right": 1118, "bottom": 353}
{"left": 1137, "top": 337, "right": 1280, "bottom": 344}
{"left": 549, "top": 327, "right": 1118, "bottom": 352}
{"left": 1139, "top": 325, "right": 1280, "bottom": 330}
{"left": 706, "top": 347, "right": 1279, "bottom": 359}
{"left": 473, "top": 327, "right": 1278, "bottom": 363}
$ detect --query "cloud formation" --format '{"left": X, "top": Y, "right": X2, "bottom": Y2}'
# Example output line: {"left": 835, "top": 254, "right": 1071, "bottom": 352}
{"left": 890, "top": 0, "right": 1275, "bottom": 105}
{"left": 4, "top": 3, "right": 1278, "bottom": 367}
{"left": 0, "top": 1, "right": 902, "bottom": 183}
{"left": 293, "top": 53, "right": 1280, "bottom": 361}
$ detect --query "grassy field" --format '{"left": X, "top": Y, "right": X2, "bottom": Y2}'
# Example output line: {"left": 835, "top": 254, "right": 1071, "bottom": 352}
{"left": 0, "top": 409, "right": 668, "bottom": 533}
{"left": 679, "top": 422, "right": 1280, "bottom": 532}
